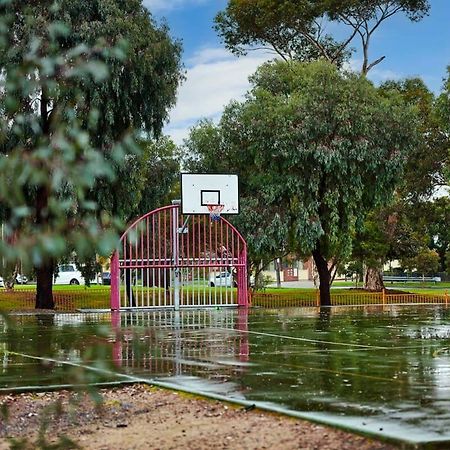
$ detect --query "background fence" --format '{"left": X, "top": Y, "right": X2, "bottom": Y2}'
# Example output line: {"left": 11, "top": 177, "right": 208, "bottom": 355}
{"left": 251, "top": 290, "right": 450, "bottom": 308}
{"left": 0, "top": 287, "right": 110, "bottom": 310}
{"left": 1, "top": 287, "right": 449, "bottom": 311}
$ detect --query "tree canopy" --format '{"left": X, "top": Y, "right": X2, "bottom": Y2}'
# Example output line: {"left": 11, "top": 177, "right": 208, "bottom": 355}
{"left": 0, "top": 0, "right": 183, "bottom": 308}
{"left": 215, "top": 0, "right": 430, "bottom": 73}
{"left": 183, "top": 60, "right": 419, "bottom": 304}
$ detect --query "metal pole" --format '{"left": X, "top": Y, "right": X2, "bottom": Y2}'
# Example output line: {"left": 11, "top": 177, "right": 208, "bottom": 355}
{"left": 172, "top": 200, "right": 181, "bottom": 311}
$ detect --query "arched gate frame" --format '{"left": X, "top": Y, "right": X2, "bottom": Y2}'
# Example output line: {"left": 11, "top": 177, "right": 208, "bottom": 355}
{"left": 110, "top": 204, "right": 248, "bottom": 310}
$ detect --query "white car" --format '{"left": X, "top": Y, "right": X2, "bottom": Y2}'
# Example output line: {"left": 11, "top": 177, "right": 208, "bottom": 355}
{"left": 0, "top": 275, "right": 27, "bottom": 286}
{"left": 15, "top": 274, "right": 28, "bottom": 284}
{"left": 209, "top": 271, "right": 236, "bottom": 287}
{"left": 54, "top": 264, "right": 84, "bottom": 285}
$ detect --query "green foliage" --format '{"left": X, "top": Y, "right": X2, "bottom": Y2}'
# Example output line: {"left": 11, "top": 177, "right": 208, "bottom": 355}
{"left": 133, "top": 137, "right": 181, "bottom": 219}
{"left": 0, "top": 2, "right": 128, "bottom": 268}
{"left": 215, "top": 0, "right": 348, "bottom": 64}
{"left": 215, "top": 0, "right": 430, "bottom": 73}
{"left": 184, "top": 61, "right": 419, "bottom": 295}
{"left": 352, "top": 204, "right": 426, "bottom": 271}
{"left": 379, "top": 77, "right": 449, "bottom": 199}
{"left": 0, "top": 1, "right": 183, "bottom": 307}
{"left": 414, "top": 197, "right": 450, "bottom": 272}
{"left": 435, "top": 67, "right": 450, "bottom": 185}
{"left": 401, "top": 248, "right": 440, "bottom": 275}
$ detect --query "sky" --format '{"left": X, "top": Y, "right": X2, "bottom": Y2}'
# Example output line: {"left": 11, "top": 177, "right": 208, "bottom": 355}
{"left": 143, "top": 0, "right": 450, "bottom": 145}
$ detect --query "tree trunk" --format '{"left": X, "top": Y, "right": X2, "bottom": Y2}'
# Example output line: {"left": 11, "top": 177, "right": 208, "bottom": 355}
{"left": 35, "top": 260, "right": 55, "bottom": 309}
{"left": 312, "top": 247, "right": 331, "bottom": 307}
{"left": 275, "top": 258, "right": 281, "bottom": 288}
{"left": 35, "top": 183, "right": 55, "bottom": 309}
{"left": 364, "top": 266, "right": 385, "bottom": 291}
{"left": 35, "top": 90, "right": 55, "bottom": 309}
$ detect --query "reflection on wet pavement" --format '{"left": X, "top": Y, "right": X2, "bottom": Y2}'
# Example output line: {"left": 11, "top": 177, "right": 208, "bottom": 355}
{"left": 1, "top": 305, "right": 450, "bottom": 445}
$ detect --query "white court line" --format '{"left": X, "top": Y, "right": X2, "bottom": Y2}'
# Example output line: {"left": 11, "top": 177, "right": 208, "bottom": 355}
{"left": 2, "top": 350, "right": 142, "bottom": 383}
{"left": 211, "top": 327, "right": 441, "bottom": 350}
{"left": 111, "top": 320, "right": 441, "bottom": 351}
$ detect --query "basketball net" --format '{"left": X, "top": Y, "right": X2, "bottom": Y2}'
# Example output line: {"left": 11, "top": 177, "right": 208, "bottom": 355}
{"left": 207, "top": 204, "right": 224, "bottom": 222}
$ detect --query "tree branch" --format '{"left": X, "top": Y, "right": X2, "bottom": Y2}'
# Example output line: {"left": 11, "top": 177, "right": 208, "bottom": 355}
{"left": 366, "top": 55, "right": 386, "bottom": 72}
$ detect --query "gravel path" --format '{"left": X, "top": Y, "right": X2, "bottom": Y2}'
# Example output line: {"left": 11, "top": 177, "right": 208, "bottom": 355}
{"left": 0, "top": 384, "right": 397, "bottom": 450}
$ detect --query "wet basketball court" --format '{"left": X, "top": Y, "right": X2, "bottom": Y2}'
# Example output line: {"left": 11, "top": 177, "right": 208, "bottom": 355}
{"left": 1, "top": 305, "right": 450, "bottom": 447}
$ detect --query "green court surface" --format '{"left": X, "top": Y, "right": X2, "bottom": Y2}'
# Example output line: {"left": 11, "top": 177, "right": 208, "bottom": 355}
{"left": 1, "top": 305, "right": 450, "bottom": 447}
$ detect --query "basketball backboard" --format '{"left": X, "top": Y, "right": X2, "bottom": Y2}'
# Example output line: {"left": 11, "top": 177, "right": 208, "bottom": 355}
{"left": 181, "top": 173, "right": 239, "bottom": 215}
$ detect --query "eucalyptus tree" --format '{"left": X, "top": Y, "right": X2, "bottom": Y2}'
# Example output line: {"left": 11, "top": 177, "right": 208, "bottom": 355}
{"left": 352, "top": 75, "right": 450, "bottom": 289}
{"left": 436, "top": 67, "right": 450, "bottom": 186}
{"left": 183, "top": 61, "right": 418, "bottom": 305}
{"left": 0, "top": 1, "right": 183, "bottom": 308}
{"left": 380, "top": 78, "right": 449, "bottom": 200}
{"left": 215, "top": 0, "right": 430, "bottom": 74}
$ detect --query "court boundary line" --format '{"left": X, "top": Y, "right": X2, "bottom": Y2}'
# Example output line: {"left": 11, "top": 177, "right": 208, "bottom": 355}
{"left": 0, "top": 349, "right": 443, "bottom": 447}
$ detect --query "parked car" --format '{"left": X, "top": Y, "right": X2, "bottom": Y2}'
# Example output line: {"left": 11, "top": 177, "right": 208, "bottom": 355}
{"left": 101, "top": 272, "right": 111, "bottom": 285}
{"left": 209, "top": 271, "right": 237, "bottom": 287}
{"left": 15, "top": 274, "right": 28, "bottom": 284}
{"left": 0, "top": 275, "right": 27, "bottom": 286}
{"left": 54, "top": 264, "right": 83, "bottom": 285}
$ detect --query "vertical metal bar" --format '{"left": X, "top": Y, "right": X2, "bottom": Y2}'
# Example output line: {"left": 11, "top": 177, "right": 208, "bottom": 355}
{"left": 173, "top": 205, "right": 180, "bottom": 310}
{"left": 120, "top": 241, "right": 124, "bottom": 308}
{"left": 158, "top": 212, "right": 161, "bottom": 307}
{"left": 152, "top": 214, "right": 156, "bottom": 307}
{"left": 202, "top": 215, "right": 205, "bottom": 306}
{"left": 169, "top": 208, "right": 173, "bottom": 307}
{"left": 135, "top": 225, "right": 138, "bottom": 271}
{"left": 197, "top": 218, "right": 204, "bottom": 305}
{"left": 146, "top": 217, "right": 150, "bottom": 266}
{"left": 221, "top": 220, "right": 227, "bottom": 305}
{"left": 146, "top": 267, "right": 149, "bottom": 308}
{"left": 186, "top": 215, "right": 190, "bottom": 307}
{"left": 203, "top": 266, "right": 206, "bottom": 307}
{"left": 178, "top": 216, "right": 183, "bottom": 308}
{"left": 110, "top": 252, "right": 120, "bottom": 310}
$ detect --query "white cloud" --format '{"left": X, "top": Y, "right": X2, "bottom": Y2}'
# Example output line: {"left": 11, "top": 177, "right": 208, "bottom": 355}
{"left": 166, "top": 53, "right": 408, "bottom": 145}
{"left": 143, "top": 0, "right": 209, "bottom": 13}
{"left": 165, "top": 48, "right": 272, "bottom": 144}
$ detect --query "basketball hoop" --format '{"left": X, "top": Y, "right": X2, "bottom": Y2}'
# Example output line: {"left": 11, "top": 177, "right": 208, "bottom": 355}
{"left": 207, "top": 204, "right": 224, "bottom": 222}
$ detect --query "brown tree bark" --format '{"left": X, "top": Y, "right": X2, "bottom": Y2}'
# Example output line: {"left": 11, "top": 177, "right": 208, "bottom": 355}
{"left": 35, "top": 185, "right": 55, "bottom": 309}
{"left": 312, "top": 247, "right": 331, "bottom": 307}
{"left": 364, "top": 266, "right": 385, "bottom": 291}
{"left": 35, "top": 259, "right": 55, "bottom": 309}
{"left": 34, "top": 89, "right": 55, "bottom": 309}
{"left": 275, "top": 258, "right": 281, "bottom": 288}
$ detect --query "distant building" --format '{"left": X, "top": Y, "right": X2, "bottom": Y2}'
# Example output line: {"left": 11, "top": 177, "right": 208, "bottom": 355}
{"left": 262, "top": 257, "right": 315, "bottom": 282}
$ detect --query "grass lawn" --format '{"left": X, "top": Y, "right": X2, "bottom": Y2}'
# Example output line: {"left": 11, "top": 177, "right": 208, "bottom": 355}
{"left": 1, "top": 284, "right": 447, "bottom": 312}
{"left": 333, "top": 280, "right": 450, "bottom": 289}
{"left": 10, "top": 283, "right": 108, "bottom": 291}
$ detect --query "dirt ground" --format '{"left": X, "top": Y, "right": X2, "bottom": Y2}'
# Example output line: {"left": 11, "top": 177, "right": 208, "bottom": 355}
{"left": 0, "top": 384, "right": 397, "bottom": 450}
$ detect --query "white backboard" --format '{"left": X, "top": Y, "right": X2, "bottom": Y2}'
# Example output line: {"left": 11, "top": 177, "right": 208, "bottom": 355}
{"left": 181, "top": 173, "right": 239, "bottom": 215}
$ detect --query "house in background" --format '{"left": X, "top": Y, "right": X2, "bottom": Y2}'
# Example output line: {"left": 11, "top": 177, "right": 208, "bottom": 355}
{"left": 262, "top": 257, "right": 315, "bottom": 282}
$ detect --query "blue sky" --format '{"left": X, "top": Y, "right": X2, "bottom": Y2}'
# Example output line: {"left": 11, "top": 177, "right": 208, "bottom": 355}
{"left": 143, "top": 0, "right": 450, "bottom": 144}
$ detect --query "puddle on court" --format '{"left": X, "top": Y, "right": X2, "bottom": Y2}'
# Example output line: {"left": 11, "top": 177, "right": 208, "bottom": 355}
{"left": 1, "top": 305, "right": 450, "bottom": 445}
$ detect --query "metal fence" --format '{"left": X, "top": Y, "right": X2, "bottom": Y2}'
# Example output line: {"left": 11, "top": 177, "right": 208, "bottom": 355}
{"left": 111, "top": 204, "right": 248, "bottom": 310}
{"left": 1, "top": 287, "right": 449, "bottom": 312}
{"left": 0, "top": 287, "right": 110, "bottom": 310}
{"left": 251, "top": 290, "right": 450, "bottom": 308}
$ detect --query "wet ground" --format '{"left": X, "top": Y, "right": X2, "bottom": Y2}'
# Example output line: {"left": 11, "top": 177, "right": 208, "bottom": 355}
{"left": 1, "top": 305, "right": 450, "bottom": 447}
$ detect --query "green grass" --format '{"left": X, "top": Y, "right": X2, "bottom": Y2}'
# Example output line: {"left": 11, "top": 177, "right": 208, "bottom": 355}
{"left": 1, "top": 284, "right": 448, "bottom": 312}
{"left": 333, "top": 280, "right": 450, "bottom": 289}
{"left": 399, "top": 288, "right": 448, "bottom": 296}
{"left": 10, "top": 283, "right": 108, "bottom": 291}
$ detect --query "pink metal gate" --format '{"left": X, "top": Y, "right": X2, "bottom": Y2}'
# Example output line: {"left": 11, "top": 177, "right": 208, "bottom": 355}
{"left": 110, "top": 204, "right": 248, "bottom": 310}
